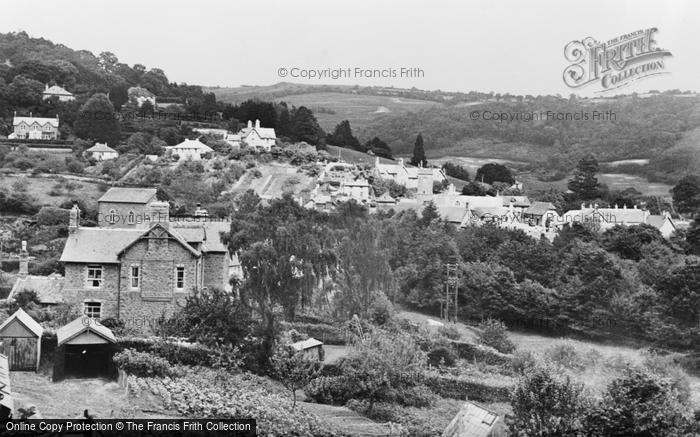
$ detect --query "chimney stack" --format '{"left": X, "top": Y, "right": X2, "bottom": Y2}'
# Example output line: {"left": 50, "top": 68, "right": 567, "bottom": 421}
{"left": 19, "top": 241, "right": 28, "bottom": 278}
{"left": 69, "top": 203, "right": 80, "bottom": 233}
{"left": 255, "top": 119, "right": 260, "bottom": 129}
{"left": 247, "top": 120, "right": 252, "bottom": 129}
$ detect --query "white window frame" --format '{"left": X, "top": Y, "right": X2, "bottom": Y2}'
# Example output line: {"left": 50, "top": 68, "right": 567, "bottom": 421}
{"left": 86, "top": 265, "right": 103, "bottom": 288}
{"left": 175, "top": 266, "right": 185, "bottom": 290}
{"left": 130, "top": 265, "right": 140, "bottom": 289}
{"left": 83, "top": 301, "right": 102, "bottom": 319}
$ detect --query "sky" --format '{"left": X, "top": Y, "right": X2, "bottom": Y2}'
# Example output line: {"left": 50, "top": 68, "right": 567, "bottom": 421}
{"left": 0, "top": 0, "right": 697, "bottom": 96}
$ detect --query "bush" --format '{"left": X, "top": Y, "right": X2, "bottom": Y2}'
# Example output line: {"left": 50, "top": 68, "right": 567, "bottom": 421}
{"left": 510, "top": 364, "right": 591, "bottom": 436}
{"left": 427, "top": 346, "right": 457, "bottom": 367}
{"left": 368, "top": 292, "right": 394, "bottom": 326}
{"left": 113, "top": 348, "right": 178, "bottom": 378}
{"left": 36, "top": 207, "right": 70, "bottom": 226}
{"left": 477, "top": 318, "right": 516, "bottom": 354}
{"left": 438, "top": 323, "right": 462, "bottom": 340}
{"left": 450, "top": 340, "right": 512, "bottom": 365}
{"left": 304, "top": 375, "right": 354, "bottom": 405}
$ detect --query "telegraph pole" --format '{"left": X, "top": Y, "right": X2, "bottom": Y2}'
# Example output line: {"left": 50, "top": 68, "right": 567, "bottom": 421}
{"left": 444, "top": 256, "right": 459, "bottom": 322}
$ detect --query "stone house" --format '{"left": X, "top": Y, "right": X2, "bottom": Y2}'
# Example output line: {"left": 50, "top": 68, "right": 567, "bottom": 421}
{"left": 59, "top": 187, "right": 234, "bottom": 334}
{"left": 238, "top": 119, "right": 276, "bottom": 151}
{"left": 373, "top": 157, "right": 447, "bottom": 190}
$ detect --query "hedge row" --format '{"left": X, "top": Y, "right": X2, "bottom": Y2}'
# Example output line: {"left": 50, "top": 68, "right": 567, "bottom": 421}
{"left": 117, "top": 337, "right": 220, "bottom": 367}
{"left": 450, "top": 340, "right": 513, "bottom": 366}
{"left": 282, "top": 322, "right": 347, "bottom": 345}
{"left": 423, "top": 373, "right": 512, "bottom": 403}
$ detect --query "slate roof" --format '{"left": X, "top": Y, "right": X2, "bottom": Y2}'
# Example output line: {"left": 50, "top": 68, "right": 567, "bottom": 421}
{"left": 57, "top": 316, "right": 116, "bottom": 346}
{"left": 98, "top": 187, "right": 157, "bottom": 204}
{"left": 0, "top": 308, "right": 44, "bottom": 338}
{"left": 523, "top": 201, "right": 557, "bottom": 216}
{"left": 291, "top": 338, "right": 323, "bottom": 351}
{"left": 60, "top": 228, "right": 143, "bottom": 263}
{"left": 9, "top": 274, "right": 64, "bottom": 304}
{"left": 442, "top": 401, "right": 501, "bottom": 437}
{"left": 86, "top": 143, "right": 118, "bottom": 153}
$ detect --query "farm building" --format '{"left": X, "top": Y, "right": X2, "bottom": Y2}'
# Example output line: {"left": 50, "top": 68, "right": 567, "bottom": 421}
{"left": 0, "top": 309, "right": 43, "bottom": 371}
{"left": 442, "top": 401, "right": 504, "bottom": 437}
{"left": 53, "top": 317, "right": 117, "bottom": 381}
{"left": 0, "top": 354, "right": 12, "bottom": 419}
{"left": 291, "top": 338, "right": 324, "bottom": 361}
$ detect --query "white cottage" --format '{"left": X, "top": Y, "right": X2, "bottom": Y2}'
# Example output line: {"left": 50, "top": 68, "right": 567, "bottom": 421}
{"left": 239, "top": 119, "right": 276, "bottom": 151}
{"left": 85, "top": 143, "right": 119, "bottom": 161}
{"left": 166, "top": 138, "right": 214, "bottom": 161}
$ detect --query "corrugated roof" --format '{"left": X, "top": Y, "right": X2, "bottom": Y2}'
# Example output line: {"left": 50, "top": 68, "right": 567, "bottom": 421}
{"left": 9, "top": 274, "right": 64, "bottom": 304}
{"left": 98, "top": 187, "right": 157, "bottom": 204}
{"left": 0, "top": 308, "right": 43, "bottom": 338}
{"left": 291, "top": 338, "right": 323, "bottom": 351}
{"left": 0, "top": 353, "right": 12, "bottom": 412}
{"left": 56, "top": 316, "right": 116, "bottom": 346}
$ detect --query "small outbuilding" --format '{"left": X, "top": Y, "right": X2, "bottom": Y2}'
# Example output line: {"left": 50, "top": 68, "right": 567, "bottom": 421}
{"left": 84, "top": 142, "right": 119, "bottom": 161}
{"left": 442, "top": 401, "right": 504, "bottom": 437}
{"left": 53, "top": 317, "right": 117, "bottom": 381}
{"left": 291, "top": 337, "right": 324, "bottom": 361}
{"left": 0, "top": 354, "right": 13, "bottom": 419}
{"left": 0, "top": 309, "right": 43, "bottom": 371}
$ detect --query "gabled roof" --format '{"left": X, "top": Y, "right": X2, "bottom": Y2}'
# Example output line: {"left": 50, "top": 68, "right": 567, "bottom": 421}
{"left": 86, "top": 143, "right": 118, "bottom": 153}
{"left": 437, "top": 206, "right": 469, "bottom": 224}
{"left": 291, "top": 338, "right": 323, "bottom": 351}
{"left": 13, "top": 116, "right": 59, "bottom": 128}
{"left": 376, "top": 192, "right": 396, "bottom": 203}
{"left": 56, "top": 316, "right": 116, "bottom": 346}
{"left": 98, "top": 187, "right": 157, "bottom": 204}
{"left": 60, "top": 228, "right": 144, "bottom": 263}
{"left": 523, "top": 201, "right": 557, "bottom": 216}
{"left": 646, "top": 214, "right": 675, "bottom": 230}
{"left": 0, "top": 308, "right": 43, "bottom": 338}
{"left": 117, "top": 224, "right": 200, "bottom": 258}
{"left": 9, "top": 274, "right": 64, "bottom": 304}
{"left": 500, "top": 196, "right": 531, "bottom": 208}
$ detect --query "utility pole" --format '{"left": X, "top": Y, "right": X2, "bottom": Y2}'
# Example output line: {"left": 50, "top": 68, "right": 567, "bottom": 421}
{"left": 444, "top": 256, "right": 459, "bottom": 322}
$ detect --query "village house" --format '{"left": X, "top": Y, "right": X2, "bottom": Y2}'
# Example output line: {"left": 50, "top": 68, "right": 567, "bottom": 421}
{"left": 522, "top": 201, "right": 559, "bottom": 227}
{"left": 58, "top": 187, "right": 235, "bottom": 333}
{"left": 84, "top": 143, "right": 119, "bottom": 161}
{"left": 374, "top": 157, "right": 447, "bottom": 191}
{"left": 238, "top": 119, "right": 276, "bottom": 151}
{"left": 42, "top": 84, "right": 75, "bottom": 102}
{"left": 7, "top": 113, "right": 60, "bottom": 140}
{"left": 127, "top": 86, "right": 156, "bottom": 108}
{"left": 166, "top": 138, "right": 214, "bottom": 161}
{"left": 559, "top": 203, "right": 677, "bottom": 238}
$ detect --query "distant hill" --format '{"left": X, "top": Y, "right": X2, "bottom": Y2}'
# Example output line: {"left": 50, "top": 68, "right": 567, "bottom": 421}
{"left": 207, "top": 83, "right": 442, "bottom": 131}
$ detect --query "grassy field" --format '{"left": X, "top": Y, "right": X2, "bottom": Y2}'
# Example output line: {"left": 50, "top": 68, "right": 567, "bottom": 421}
{"left": 231, "top": 163, "right": 316, "bottom": 199}
{"left": 0, "top": 174, "right": 107, "bottom": 208}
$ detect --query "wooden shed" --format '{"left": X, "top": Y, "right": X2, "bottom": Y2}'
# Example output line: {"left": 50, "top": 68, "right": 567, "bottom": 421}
{"left": 0, "top": 354, "right": 13, "bottom": 419}
{"left": 53, "top": 317, "right": 117, "bottom": 382}
{"left": 291, "top": 337, "right": 325, "bottom": 361}
{"left": 0, "top": 309, "right": 43, "bottom": 371}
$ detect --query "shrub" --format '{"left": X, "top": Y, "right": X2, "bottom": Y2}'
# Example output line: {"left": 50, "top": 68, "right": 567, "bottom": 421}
{"left": 113, "top": 348, "right": 178, "bottom": 378}
{"left": 284, "top": 322, "right": 346, "bottom": 345}
{"left": 584, "top": 367, "right": 694, "bottom": 436}
{"left": 510, "top": 364, "right": 591, "bottom": 436}
{"left": 477, "top": 318, "right": 516, "bottom": 354}
{"left": 427, "top": 346, "right": 457, "bottom": 367}
{"left": 304, "top": 375, "right": 354, "bottom": 405}
{"left": 271, "top": 344, "right": 321, "bottom": 408}
{"left": 438, "top": 323, "right": 462, "bottom": 340}
{"left": 511, "top": 350, "right": 538, "bottom": 374}
{"left": 423, "top": 373, "right": 511, "bottom": 402}
{"left": 368, "top": 292, "right": 394, "bottom": 326}
{"left": 450, "top": 340, "right": 512, "bottom": 365}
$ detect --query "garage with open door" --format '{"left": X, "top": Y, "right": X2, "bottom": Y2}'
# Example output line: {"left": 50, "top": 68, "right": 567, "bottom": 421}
{"left": 53, "top": 316, "right": 117, "bottom": 382}
{"left": 0, "top": 309, "right": 43, "bottom": 371}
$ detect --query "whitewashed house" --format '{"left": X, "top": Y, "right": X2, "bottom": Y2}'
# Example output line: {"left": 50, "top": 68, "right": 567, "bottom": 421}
{"left": 239, "top": 120, "right": 276, "bottom": 151}
{"left": 42, "top": 84, "right": 75, "bottom": 102}
{"left": 85, "top": 143, "right": 119, "bottom": 161}
{"left": 8, "top": 113, "right": 60, "bottom": 140}
{"left": 166, "top": 138, "right": 214, "bottom": 161}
